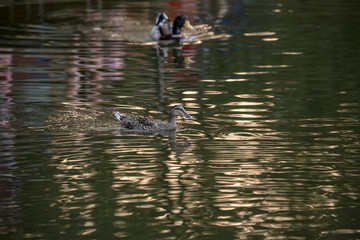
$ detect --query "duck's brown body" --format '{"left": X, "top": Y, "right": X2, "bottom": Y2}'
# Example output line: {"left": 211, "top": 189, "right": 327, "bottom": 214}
{"left": 115, "top": 105, "right": 192, "bottom": 131}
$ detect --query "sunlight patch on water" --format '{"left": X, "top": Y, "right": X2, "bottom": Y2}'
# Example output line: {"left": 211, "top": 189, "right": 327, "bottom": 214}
{"left": 244, "top": 31, "right": 276, "bottom": 37}
{"left": 224, "top": 101, "right": 275, "bottom": 107}
{"left": 229, "top": 113, "right": 266, "bottom": 119}
{"left": 235, "top": 71, "right": 271, "bottom": 75}
{"left": 224, "top": 78, "right": 249, "bottom": 82}
{"left": 204, "top": 90, "right": 225, "bottom": 95}
{"left": 279, "top": 52, "right": 303, "bottom": 55}
{"left": 200, "top": 79, "right": 216, "bottom": 82}
{"left": 230, "top": 108, "right": 270, "bottom": 112}
{"left": 254, "top": 65, "right": 290, "bottom": 68}
{"left": 235, "top": 94, "right": 275, "bottom": 99}
{"left": 262, "top": 38, "right": 279, "bottom": 41}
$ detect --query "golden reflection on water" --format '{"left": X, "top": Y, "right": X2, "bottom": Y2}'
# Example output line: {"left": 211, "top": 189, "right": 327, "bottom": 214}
{"left": 225, "top": 102, "right": 274, "bottom": 106}
{"left": 262, "top": 37, "right": 279, "bottom": 41}
{"left": 244, "top": 31, "right": 276, "bottom": 37}
{"left": 280, "top": 52, "right": 303, "bottom": 55}
{"left": 235, "top": 71, "right": 271, "bottom": 75}
{"left": 224, "top": 78, "right": 248, "bottom": 82}
{"left": 254, "top": 65, "right": 290, "bottom": 68}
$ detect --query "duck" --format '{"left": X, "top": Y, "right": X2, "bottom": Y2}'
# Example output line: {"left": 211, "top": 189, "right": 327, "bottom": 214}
{"left": 151, "top": 12, "right": 195, "bottom": 41}
{"left": 114, "top": 105, "right": 193, "bottom": 131}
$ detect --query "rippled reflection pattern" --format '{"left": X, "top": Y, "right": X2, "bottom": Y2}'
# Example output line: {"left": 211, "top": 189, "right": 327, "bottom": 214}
{"left": 1, "top": 0, "right": 360, "bottom": 239}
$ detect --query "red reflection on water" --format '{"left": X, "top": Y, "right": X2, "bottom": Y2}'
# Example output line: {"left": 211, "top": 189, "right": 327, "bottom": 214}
{"left": 165, "top": 0, "right": 197, "bottom": 19}
{"left": 0, "top": 49, "right": 19, "bottom": 236}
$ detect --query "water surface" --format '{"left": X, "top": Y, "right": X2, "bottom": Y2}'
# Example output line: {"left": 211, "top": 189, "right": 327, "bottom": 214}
{"left": 1, "top": 0, "right": 360, "bottom": 239}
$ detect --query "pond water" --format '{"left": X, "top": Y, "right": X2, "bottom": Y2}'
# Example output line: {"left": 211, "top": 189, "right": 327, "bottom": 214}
{"left": 1, "top": 0, "right": 360, "bottom": 239}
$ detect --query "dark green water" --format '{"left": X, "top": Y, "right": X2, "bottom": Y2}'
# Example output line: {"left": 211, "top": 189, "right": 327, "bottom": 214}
{"left": 1, "top": 0, "right": 360, "bottom": 239}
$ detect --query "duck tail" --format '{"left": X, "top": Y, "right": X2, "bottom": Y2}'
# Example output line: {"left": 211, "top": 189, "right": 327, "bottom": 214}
{"left": 114, "top": 111, "right": 123, "bottom": 121}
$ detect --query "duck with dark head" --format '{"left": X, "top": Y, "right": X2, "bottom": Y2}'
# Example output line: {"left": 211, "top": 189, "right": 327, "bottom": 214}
{"left": 151, "top": 12, "right": 195, "bottom": 41}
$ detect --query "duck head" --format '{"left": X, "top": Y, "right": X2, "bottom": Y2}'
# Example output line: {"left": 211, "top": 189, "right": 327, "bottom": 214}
{"left": 172, "top": 16, "right": 195, "bottom": 35}
{"left": 170, "top": 105, "right": 193, "bottom": 120}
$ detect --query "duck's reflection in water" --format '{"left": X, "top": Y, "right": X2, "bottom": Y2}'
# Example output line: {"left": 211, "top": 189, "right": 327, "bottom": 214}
{"left": 116, "top": 128, "right": 191, "bottom": 156}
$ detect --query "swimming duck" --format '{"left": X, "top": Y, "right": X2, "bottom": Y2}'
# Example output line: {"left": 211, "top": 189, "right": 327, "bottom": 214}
{"left": 114, "top": 105, "right": 193, "bottom": 131}
{"left": 151, "top": 12, "right": 195, "bottom": 41}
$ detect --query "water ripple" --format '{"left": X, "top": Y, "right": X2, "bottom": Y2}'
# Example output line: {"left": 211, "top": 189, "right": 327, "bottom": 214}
{"left": 1, "top": 0, "right": 360, "bottom": 239}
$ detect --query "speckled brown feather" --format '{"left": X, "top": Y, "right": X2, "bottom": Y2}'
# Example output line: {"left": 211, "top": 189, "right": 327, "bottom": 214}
{"left": 114, "top": 105, "right": 192, "bottom": 131}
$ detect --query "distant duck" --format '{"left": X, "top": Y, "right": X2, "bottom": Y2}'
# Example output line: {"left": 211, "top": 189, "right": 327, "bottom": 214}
{"left": 114, "top": 105, "right": 193, "bottom": 131}
{"left": 151, "top": 12, "right": 195, "bottom": 41}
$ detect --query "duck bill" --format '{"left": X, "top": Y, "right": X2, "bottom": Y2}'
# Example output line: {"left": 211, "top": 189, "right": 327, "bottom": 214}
{"left": 183, "top": 20, "right": 195, "bottom": 31}
{"left": 182, "top": 110, "right": 193, "bottom": 120}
